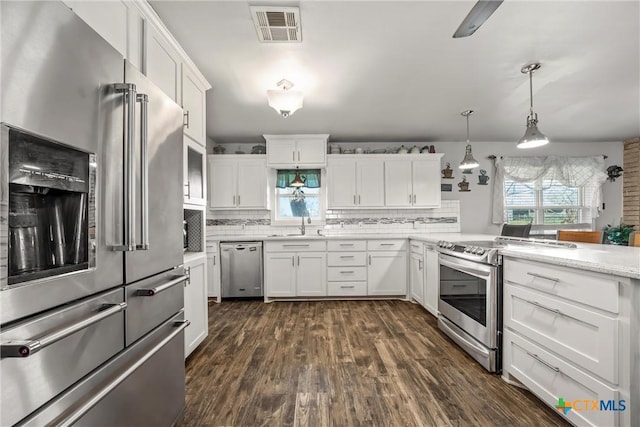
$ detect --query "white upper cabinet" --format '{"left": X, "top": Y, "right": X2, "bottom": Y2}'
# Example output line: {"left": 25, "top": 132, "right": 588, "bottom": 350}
{"left": 327, "top": 157, "right": 384, "bottom": 208}
{"left": 181, "top": 64, "right": 207, "bottom": 146}
{"left": 264, "top": 134, "right": 329, "bottom": 168}
{"left": 146, "top": 22, "right": 181, "bottom": 103}
{"left": 208, "top": 156, "right": 268, "bottom": 210}
{"left": 384, "top": 155, "right": 443, "bottom": 208}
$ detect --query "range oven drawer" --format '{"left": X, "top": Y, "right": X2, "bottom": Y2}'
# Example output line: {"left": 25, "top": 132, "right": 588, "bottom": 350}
{"left": 125, "top": 268, "right": 186, "bottom": 346}
{"left": 1, "top": 288, "right": 125, "bottom": 426}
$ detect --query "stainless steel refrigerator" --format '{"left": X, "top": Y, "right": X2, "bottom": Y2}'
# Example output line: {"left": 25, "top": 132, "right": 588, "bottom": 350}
{"left": 0, "top": 1, "right": 188, "bottom": 425}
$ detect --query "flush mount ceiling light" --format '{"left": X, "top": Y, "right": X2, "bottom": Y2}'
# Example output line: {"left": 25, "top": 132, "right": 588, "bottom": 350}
{"left": 517, "top": 63, "right": 549, "bottom": 149}
{"left": 266, "top": 79, "right": 303, "bottom": 118}
{"left": 459, "top": 110, "right": 480, "bottom": 170}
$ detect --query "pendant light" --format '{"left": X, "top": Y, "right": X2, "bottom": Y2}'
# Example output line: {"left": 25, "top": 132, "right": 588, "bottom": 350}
{"left": 267, "top": 79, "right": 303, "bottom": 118}
{"left": 517, "top": 63, "right": 549, "bottom": 149}
{"left": 289, "top": 167, "right": 305, "bottom": 187}
{"left": 459, "top": 109, "right": 479, "bottom": 170}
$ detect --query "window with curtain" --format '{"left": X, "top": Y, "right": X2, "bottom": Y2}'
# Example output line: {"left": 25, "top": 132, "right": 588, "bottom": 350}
{"left": 274, "top": 169, "right": 323, "bottom": 223}
{"left": 493, "top": 156, "right": 607, "bottom": 230}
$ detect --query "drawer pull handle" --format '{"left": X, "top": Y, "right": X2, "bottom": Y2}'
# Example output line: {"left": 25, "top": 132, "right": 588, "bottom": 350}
{"left": 340, "top": 270, "right": 355, "bottom": 274}
{"left": 339, "top": 243, "right": 354, "bottom": 246}
{"left": 339, "top": 255, "right": 354, "bottom": 259}
{"left": 283, "top": 244, "right": 310, "bottom": 247}
{"left": 136, "top": 275, "right": 188, "bottom": 296}
{"left": 452, "top": 284, "right": 467, "bottom": 288}
{"left": 530, "top": 300, "right": 562, "bottom": 316}
{"left": 1, "top": 302, "right": 127, "bottom": 358}
{"left": 526, "top": 351, "right": 560, "bottom": 373}
{"left": 526, "top": 272, "right": 560, "bottom": 282}
{"left": 340, "top": 285, "right": 355, "bottom": 289}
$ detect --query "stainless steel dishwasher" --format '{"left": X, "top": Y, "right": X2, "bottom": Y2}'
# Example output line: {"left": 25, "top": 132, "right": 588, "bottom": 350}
{"left": 220, "top": 242, "right": 263, "bottom": 298}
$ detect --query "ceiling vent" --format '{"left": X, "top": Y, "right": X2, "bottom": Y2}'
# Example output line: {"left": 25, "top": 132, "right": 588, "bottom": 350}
{"left": 250, "top": 6, "right": 301, "bottom": 43}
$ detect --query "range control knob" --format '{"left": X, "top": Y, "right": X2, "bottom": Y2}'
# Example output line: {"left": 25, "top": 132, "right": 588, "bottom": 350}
{"left": 447, "top": 242, "right": 455, "bottom": 249}
{"left": 476, "top": 248, "right": 486, "bottom": 255}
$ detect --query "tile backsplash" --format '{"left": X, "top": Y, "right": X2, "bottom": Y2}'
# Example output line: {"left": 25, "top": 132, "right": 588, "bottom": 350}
{"left": 206, "top": 200, "right": 460, "bottom": 237}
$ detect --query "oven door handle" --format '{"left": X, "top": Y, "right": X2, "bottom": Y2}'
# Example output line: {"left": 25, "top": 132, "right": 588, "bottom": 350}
{"left": 53, "top": 319, "right": 190, "bottom": 427}
{"left": 439, "top": 257, "right": 492, "bottom": 278}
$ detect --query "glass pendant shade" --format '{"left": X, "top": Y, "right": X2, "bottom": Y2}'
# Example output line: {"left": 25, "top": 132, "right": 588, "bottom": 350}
{"left": 289, "top": 168, "right": 305, "bottom": 187}
{"left": 267, "top": 79, "right": 303, "bottom": 118}
{"left": 459, "top": 144, "right": 480, "bottom": 169}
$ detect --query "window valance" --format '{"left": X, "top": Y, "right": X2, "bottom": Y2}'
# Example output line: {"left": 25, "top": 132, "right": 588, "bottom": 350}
{"left": 275, "top": 169, "right": 321, "bottom": 189}
{"left": 492, "top": 156, "right": 608, "bottom": 224}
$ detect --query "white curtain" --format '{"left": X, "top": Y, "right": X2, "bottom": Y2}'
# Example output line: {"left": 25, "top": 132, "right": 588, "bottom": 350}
{"left": 492, "top": 156, "right": 608, "bottom": 224}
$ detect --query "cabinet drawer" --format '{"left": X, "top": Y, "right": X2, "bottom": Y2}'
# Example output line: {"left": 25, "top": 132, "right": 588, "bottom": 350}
{"left": 503, "top": 258, "right": 619, "bottom": 314}
{"left": 327, "top": 240, "right": 367, "bottom": 251}
{"left": 409, "top": 241, "right": 424, "bottom": 254}
{"left": 206, "top": 241, "right": 219, "bottom": 254}
{"left": 504, "top": 284, "right": 617, "bottom": 383}
{"left": 327, "top": 281, "right": 367, "bottom": 296}
{"left": 327, "top": 252, "right": 367, "bottom": 266}
{"left": 265, "top": 240, "right": 327, "bottom": 252}
{"left": 367, "top": 239, "right": 406, "bottom": 251}
{"left": 328, "top": 266, "right": 367, "bottom": 281}
{"left": 503, "top": 330, "right": 619, "bottom": 427}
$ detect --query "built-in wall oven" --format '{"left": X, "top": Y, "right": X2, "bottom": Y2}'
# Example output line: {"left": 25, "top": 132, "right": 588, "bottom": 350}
{"left": 436, "top": 243, "right": 502, "bottom": 373}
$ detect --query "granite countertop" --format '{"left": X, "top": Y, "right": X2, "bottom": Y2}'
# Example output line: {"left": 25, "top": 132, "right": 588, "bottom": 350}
{"left": 205, "top": 233, "right": 640, "bottom": 280}
{"left": 499, "top": 242, "right": 640, "bottom": 280}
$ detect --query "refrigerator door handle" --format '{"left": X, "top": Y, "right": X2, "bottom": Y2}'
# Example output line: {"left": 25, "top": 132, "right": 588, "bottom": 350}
{"left": 136, "top": 93, "right": 149, "bottom": 250}
{"left": 111, "top": 83, "right": 137, "bottom": 251}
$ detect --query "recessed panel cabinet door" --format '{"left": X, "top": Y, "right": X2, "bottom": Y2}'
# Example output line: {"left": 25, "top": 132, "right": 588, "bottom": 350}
{"left": 267, "top": 139, "right": 297, "bottom": 164}
{"left": 265, "top": 253, "right": 296, "bottom": 297}
{"left": 410, "top": 252, "right": 424, "bottom": 305}
{"left": 209, "top": 161, "right": 236, "bottom": 208}
{"left": 367, "top": 251, "right": 407, "bottom": 296}
{"left": 182, "top": 66, "right": 206, "bottom": 145}
{"left": 184, "top": 256, "right": 208, "bottom": 357}
{"left": 146, "top": 23, "right": 181, "bottom": 103}
{"left": 296, "top": 253, "right": 327, "bottom": 296}
{"left": 357, "top": 160, "right": 385, "bottom": 207}
{"left": 424, "top": 246, "right": 439, "bottom": 316}
{"left": 328, "top": 159, "right": 357, "bottom": 208}
{"left": 384, "top": 160, "right": 412, "bottom": 207}
{"left": 237, "top": 161, "right": 268, "bottom": 208}
{"left": 297, "top": 138, "right": 326, "bottom": 165}
{"left": 412, "top": 159, "right": 441, "bottom": 208}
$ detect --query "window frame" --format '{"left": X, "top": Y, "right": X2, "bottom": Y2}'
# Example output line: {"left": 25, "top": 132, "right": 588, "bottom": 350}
{"left": 270, "top": 169, "right": 326, "bottom": 226}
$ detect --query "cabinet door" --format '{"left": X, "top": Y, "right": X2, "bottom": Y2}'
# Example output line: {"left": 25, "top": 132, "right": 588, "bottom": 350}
{"left": 327, "top": 159, "right": 357, "bottom": 208}
{"left": 182, "top": 66, "right": 206, "bottom": 145}
{"left": 412, "top": 159, "right": 441, "bottom": 208}
{"left": 146, "top": 23, "right": 181, "bottom": 102}
{"left": 209, "top": 160, "right": 237, "bottom": 208}
{"left": 184, "top": 139, "right": 206, "bottom": 206}
{"left": 357, "top": 160, "right": 385, "bottom": 207}
{"left": 237, "top": 160, "right": 268, "bottom": 209}
{"left": 424, "top": 247, "right": 439, "bottom": 316}
{"left": 207, "top": 253, "right": 220, "bottom": 298}
{"left": 296, "top": 138, "right": 326, "bottom": 166}
{"left": 410, "top": 252, "right": 425, "bottom": 305}
{"left": 367, "top": 251, "right": 407, "bottom": 296}
{"left": 265, "top": 253, "right": 296, "bottom": 297}
{"left": 184, "top": 257, "right": 208, "bottom": 357}
{"left": 384, "top": 160, "right": 412, "bottom": 207}
{"left": 296, "top": 252, "right": 327, "bottom": 297}
{"left": 267, "top": 139, "right": 297, "bottom": 165}
{"left": 64, "top": 0, "right": 128, "bottom": 57}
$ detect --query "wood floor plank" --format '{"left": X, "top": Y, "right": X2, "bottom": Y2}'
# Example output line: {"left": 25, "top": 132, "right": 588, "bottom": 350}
{"left": 180, "top": 300, "right": 569, "bottom": 427}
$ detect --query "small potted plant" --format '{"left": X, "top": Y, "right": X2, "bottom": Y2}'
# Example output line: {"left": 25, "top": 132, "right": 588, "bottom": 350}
{"left": 604, "top": 224, "right": 635, "bottom": 245}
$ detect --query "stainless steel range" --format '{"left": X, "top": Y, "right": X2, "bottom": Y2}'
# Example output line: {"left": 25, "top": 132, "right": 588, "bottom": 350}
{"left": 436, "top": 236, "right": 575, "bottom": 373}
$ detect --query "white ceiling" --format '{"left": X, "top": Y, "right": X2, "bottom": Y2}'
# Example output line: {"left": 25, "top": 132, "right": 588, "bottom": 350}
{"left": 150, "top": 0, "right": 640, "bottom": 145}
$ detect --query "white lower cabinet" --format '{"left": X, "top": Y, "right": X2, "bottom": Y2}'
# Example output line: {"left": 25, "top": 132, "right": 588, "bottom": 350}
{"left": 423, "top": 244, "right": 439, "bottom": 316}
{"left": 502, "top": 257, "right": 631, "bottom": 427}
{"left": 410, "top": 244, "right": 425, "bottom": 305}
{"left": 367, "top": 240, "right": 407, "bottom": 296}
{"left": 327, "top": 240, "right": 367, "bottom": 297}
{"left": 206, "top": 243, "right": 220, "bottom": 299}
{"left": 183, "top": 254, "right": 208, "bottom": 358}
{"left": 264, "top": 241, "right": 327, "bottom": 298}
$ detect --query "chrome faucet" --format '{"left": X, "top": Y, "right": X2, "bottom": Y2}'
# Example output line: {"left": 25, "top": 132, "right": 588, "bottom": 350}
{"left": 300, "top": 211, "right": 311, "bottom": 235}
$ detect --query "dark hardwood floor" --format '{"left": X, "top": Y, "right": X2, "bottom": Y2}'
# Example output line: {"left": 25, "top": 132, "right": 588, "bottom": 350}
{"left": 180, "top": 300, "right": 569, "bottom": 427}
